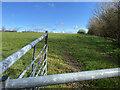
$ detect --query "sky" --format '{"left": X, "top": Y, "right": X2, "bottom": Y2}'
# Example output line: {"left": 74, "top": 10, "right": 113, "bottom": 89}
{"left": 2, "top": 2, "right": 98, "bottom": 33}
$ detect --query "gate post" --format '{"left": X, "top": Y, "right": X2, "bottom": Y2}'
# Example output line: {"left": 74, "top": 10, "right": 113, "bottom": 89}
{"left": 32, "top": 45, "right": 36, "bottom": 76}
{"left": 45, "top": 31, "right": 48, "bottom": 75}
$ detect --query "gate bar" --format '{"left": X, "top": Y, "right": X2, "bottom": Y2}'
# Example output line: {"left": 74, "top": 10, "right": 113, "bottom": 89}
{"left": 36, "top": 59, "right": 46, "bottom": 77}
{"left": 29, "top": 51, "right": 46, "bottom": 77}
{"left": 5, "top": 68, "right": 120, "bottom": 89}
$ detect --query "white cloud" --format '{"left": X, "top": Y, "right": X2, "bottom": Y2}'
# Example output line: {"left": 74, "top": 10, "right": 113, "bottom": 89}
{"left": 60, "top": 22, "right": 64, "bottom": 26}
{"left": 74, "top": 25, "right": 79, "bottom": 29}
{"left": 52, "top": 28, "right": 56, "bottom": 30}
{"left": 43, "top": 24, "right": 52, "bottom": 28}
{"left": 48, "top": 3, "right": 55, "bottom": 8}
{"left": 53, "top": 31, "right": 57, "bottom": 33}
{"left": 13, "top": 27, "right": 22, "bottom": 31}
{"left": 34, "top": 28, "right": 44, "bottom": 32}
{"left": 62, "top": 31, "right": 65, "bottom": 33}
{"left": 31, "top": 25, "right": 36, "bottom": 27}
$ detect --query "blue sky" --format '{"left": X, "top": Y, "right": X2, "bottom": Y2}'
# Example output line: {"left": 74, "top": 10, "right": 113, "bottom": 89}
{"left": 2, "top": 2, "right": 97, "bottom": 33}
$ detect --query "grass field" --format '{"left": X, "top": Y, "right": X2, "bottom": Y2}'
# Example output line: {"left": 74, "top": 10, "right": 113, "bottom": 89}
{"left": 2, "top": 32, "right": 120, "bottom": 88}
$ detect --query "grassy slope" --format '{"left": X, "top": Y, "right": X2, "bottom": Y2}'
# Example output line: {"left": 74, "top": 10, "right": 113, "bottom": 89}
{"left": 2, "top": 32, "right": 120, "bottom": 88}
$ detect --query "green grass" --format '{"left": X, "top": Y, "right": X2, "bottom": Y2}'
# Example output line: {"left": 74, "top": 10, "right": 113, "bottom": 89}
{"left": 2, "top": 32, "right": 120, "bottom": 88}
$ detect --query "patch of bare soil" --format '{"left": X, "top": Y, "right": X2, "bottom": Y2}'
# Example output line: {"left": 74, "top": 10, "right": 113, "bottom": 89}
{"left": 64, "top": 51, "right": 82, "bottom": 72}
{"left": 64, "top": 50, "right": 88, "bottom": 88}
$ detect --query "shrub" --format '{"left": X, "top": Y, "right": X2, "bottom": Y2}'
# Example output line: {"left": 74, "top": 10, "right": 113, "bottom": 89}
{"left": 77, "top": 29, "right": 86, "bottom": 34}
{"left": 87, "top": 1, "right": 120, "bottom": 45}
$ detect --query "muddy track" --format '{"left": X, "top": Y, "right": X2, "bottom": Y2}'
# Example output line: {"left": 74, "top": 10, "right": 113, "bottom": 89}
{"left": 64, "top": 51, "right": 82, "bottom": 72}
{"left": 64, "top": 49, "right": 88, "bottom": 88}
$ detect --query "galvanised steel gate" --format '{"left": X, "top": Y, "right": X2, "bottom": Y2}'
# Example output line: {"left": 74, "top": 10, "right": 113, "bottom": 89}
{"left": 0, "top": 31, "right": 48, "bottom": 89}
{"left": 0, "top": 31, "right": 120, "bottom": 89}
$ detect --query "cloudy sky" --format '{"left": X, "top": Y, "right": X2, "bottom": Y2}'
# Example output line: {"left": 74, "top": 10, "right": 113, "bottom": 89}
{"left": 2, "top": 2, "right": 97, "bottom": 33}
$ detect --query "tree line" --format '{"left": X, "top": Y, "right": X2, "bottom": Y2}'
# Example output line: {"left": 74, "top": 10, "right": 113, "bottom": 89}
{"left": 87, "top": 1, "right": 120, "bottom": 44}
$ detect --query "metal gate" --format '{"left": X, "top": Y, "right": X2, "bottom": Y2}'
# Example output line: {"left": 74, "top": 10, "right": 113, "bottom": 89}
{"left": 0, "top": 31, "right": 119, "bottom": 89}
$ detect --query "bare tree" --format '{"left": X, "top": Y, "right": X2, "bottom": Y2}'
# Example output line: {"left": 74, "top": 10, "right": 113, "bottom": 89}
{"left": 87, "top": 1, "right": 119, "bottom": 43}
